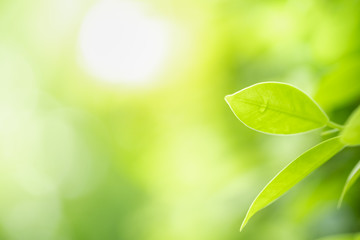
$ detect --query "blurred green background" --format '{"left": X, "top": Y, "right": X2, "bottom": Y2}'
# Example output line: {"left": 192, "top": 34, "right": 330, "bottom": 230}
{"left": 0, "top": 0, "right": 359, "bottom": 239}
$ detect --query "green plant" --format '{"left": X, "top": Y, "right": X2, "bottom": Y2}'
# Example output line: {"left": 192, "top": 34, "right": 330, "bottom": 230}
{"left": 225, "top": 82, "right": 360, "bottom": 231}
{"left": 317, "top": 232, "right": 360, "bottom": 240}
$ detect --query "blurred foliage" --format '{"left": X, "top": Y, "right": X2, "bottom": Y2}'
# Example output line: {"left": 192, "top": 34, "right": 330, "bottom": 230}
{"left": 318, "top": 233, "right": 360, "bottom": 240}
{"left": 0, "top": 0, "right": 359, "bottom": 239}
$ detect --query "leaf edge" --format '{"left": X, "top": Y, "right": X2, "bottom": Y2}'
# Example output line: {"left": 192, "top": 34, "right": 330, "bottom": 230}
{"left": 225, "top": 81, "right": 330, "bottom": 136}
{"left": 240, "top": 136, "right": 346, "bottom": 231}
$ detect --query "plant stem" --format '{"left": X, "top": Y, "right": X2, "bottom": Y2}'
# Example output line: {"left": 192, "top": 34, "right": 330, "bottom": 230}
{"left": 327, "top": 121, "right": 344, "bottom": 130}
{"left": 321, "top": 129, "right": 339, "bottom": 137}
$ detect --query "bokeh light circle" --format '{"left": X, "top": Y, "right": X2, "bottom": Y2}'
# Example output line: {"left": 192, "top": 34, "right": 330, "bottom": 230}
{"left": 78, "top": 0, "right": 171, "bottom": 85}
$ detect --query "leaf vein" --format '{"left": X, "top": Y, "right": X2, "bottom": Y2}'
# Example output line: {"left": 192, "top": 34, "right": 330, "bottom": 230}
{"left": 238, "top": 98, "right": 324, "bottom": 125}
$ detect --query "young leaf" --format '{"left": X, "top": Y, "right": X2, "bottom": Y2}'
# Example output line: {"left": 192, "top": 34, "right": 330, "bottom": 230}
{"left": 341, "top": 105, "right": 360, "bottom": 146}
{"left": 316, "top": 232, "right": 360, "bottom": 240}
{"left": 338, "top": 160, "right": 360, "bottom": 208}
{"left": 240, "top": 137, "right": 345, "bottom": 231}
{"left": 315, "top": 59, "right": 360, "bottom": 111}
{"left": 225, "top": 82, "right": 329, "bottom": 135}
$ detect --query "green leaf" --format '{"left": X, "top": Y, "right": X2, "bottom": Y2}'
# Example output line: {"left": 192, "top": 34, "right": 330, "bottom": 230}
{"left": 317, "top": 232, "right": 360, "bottom": 240}
{"left": 225, "top": 82, "right": 329, "bottom": 135}
{"left": 341, "top": 105, "right": 360, "bottom": 146}
{"left": 315, "top": 59, "right": 360, "bottom": 111}
{"left": 338, "top": 160, "right": 360, "bottom": 208}
{"left": 240, "top": 137, "right": 345, "bottom": 231}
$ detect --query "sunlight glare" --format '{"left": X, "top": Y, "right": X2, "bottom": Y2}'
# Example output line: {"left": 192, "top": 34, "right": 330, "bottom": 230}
{"left": 78, "top": 0, "right": 171, "bottom": 85}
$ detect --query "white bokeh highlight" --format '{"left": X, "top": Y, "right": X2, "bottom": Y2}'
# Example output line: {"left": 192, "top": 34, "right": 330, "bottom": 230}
{"left": 78, "top": 0, "right": 171, "bottom": 85}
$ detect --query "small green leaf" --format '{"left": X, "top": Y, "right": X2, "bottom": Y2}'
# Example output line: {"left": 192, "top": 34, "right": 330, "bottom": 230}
{"left": 341, "top": 105, "right": 360, "bottom": 146}
{"left": 225, "top": 82, "right": 329, "bottom": 135}
{"left": 315, "top": 59, "right": 360, "bottom": 111}
{"left": 317, "top": 232, "right": 360, "bottom": 240}
{"left": 240, "top": 137, "right": 345, "bottom": 231}
{"left": 338, "top": 160, "right": 360, "bottom": 208}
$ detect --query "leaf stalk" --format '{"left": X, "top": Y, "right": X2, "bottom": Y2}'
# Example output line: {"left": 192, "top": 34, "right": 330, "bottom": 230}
{"left": 327, "top": 121, "right": 344, "bottom": 130}
{"left": 321, "top": 129, "right": 339, "bottom": 137}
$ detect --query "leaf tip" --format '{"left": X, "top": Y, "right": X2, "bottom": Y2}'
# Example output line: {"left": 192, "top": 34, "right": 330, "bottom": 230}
{"left": 224, "top": 94, "right": 232, "bottom": 104}
{"left": 239, "top": 222, "right": 246, "bottom": 232}
{"left": 239, "top": 214, "right": 250, "bottom": 232}
{"left": 337, "top": 200, "right": 343, "bottom": 209}
{"left": 337, "top": 189, "right": 346, "bottom": 209}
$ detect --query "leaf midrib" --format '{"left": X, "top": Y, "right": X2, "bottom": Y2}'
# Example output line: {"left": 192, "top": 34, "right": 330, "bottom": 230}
{"left": 247, "top": 138, "right": 344, "bottom": 225}
{"left": 262, "top": 142, "right": 343, "bottom": 200}
{"left": 237, "top": 98, "right": 326, "bottom": 125}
